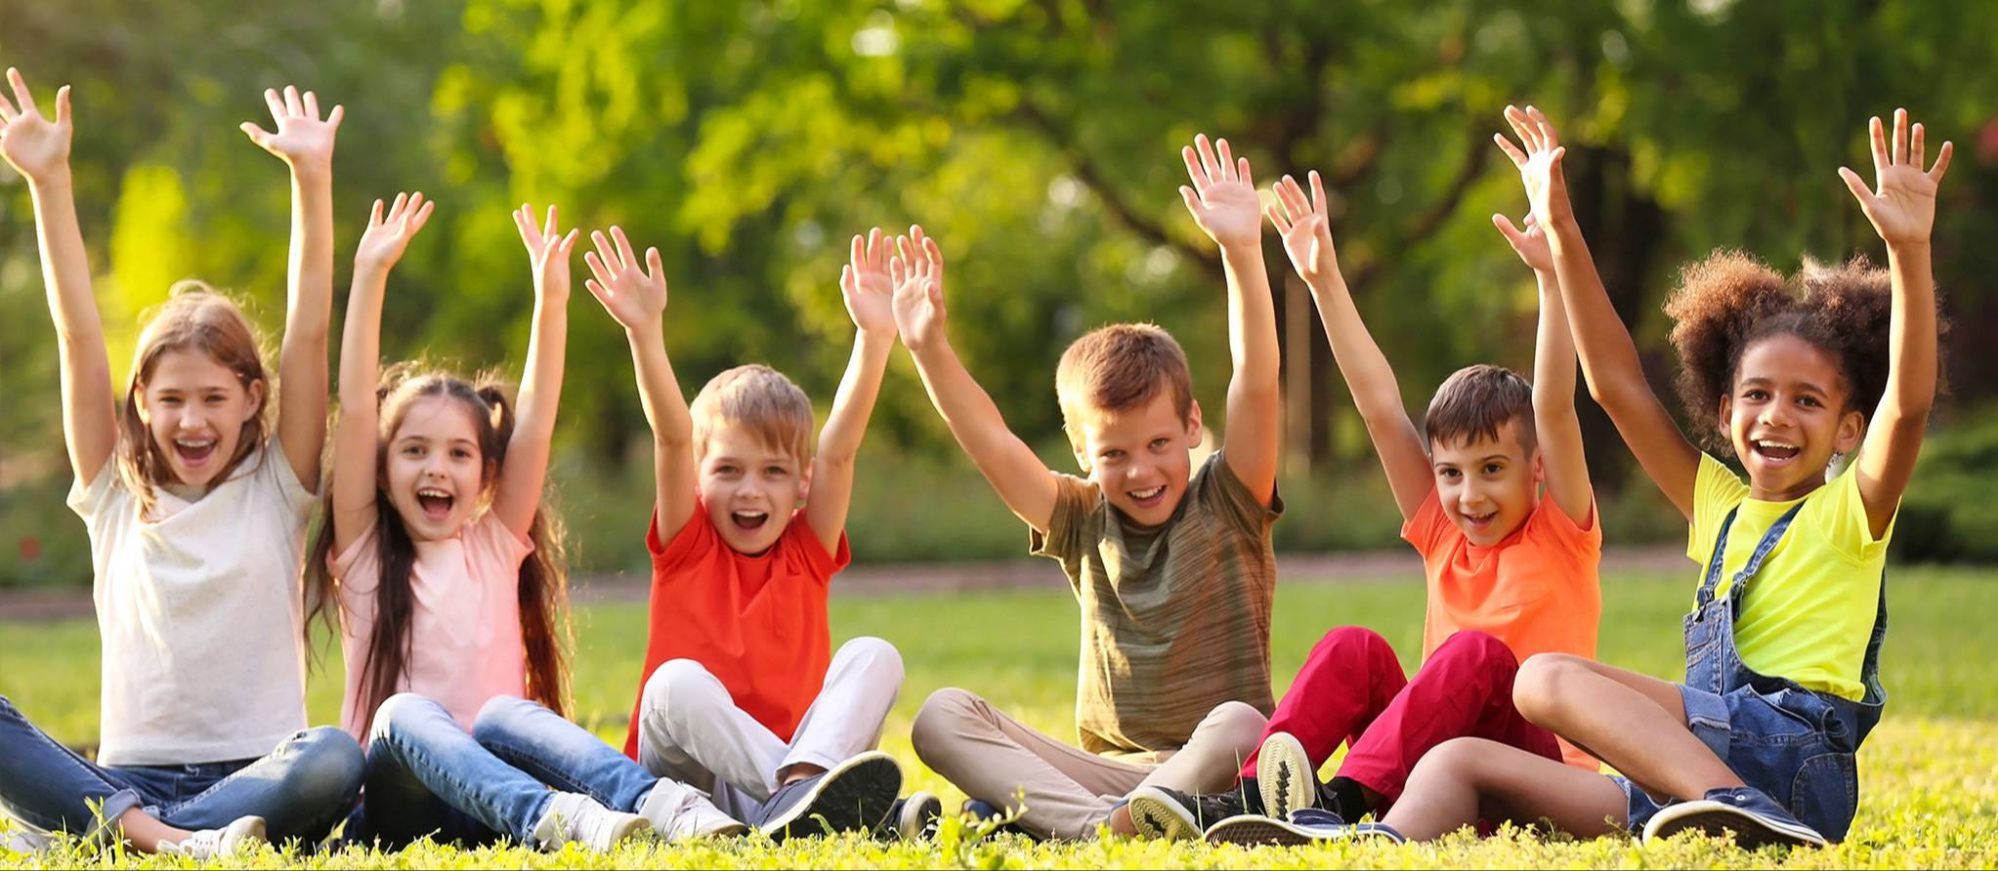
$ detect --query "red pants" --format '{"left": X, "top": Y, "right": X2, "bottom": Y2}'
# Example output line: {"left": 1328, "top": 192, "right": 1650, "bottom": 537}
{"left": 1241, "top": 627, "right": 1562, "bottom": 805}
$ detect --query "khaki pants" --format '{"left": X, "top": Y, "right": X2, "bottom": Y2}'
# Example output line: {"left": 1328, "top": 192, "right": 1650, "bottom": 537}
{"left": 910, "top": 687, "right": 1267, "bottom": 840}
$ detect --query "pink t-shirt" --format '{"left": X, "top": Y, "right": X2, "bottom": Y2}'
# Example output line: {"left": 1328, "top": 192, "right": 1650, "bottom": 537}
{"left": 333, "top": 511, "right": 534, "bottom": 741}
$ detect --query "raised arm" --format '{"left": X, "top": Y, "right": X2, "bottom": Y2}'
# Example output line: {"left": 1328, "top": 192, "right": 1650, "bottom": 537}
{"left": 1494, "top": 209, "right": 1594, "bottom": 522}
{"left": 1500, "top": 105, "right": 1700, "bottom": 519}
{"left": 1267, "top": 171, "right": 1430, "bottom": 520}
{"left": 1, "top": 70, "right": 115, "bottom": 487}
{"left": 803, "top": 228, "right": 897, "bottom": 553}
{"left": 242, "top": 86, "right": 342, "bottom": 491}
{"left": 581, "top": 226, "right": 695, "bottom": 546}
{"left": 1838, "top": 109, "right": 1951, "bottom": 538}
{"left": 1179, "top": 135, "right": 1280, "bottom": 505}
{"left": 332, "top": 193, "right": 433, "bottom": 554}
{"left": 891, "top": 226, "right": 1062, "bottom": 533}
{"left": 492, "top": 205, "right": 578, "bottom": 538}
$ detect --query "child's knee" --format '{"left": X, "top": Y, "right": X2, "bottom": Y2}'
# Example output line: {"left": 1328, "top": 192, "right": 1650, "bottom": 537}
{"left": 1313, "top": 625, "right": 1393, "bottom": 662}
{"left": 1201, "top": 700, "right": 1269, "bottom": 756}
{"left": 641, "top": 659, "right": 719, "bottom": 720}
{"left": 369, "top": 692, "right": 443, "bottom": 745}
{"left": 470, "top": 695, "right": 537, "bottom": 744}
{"left": 1406, "top": 736, "right": 1490, "bottom": 785}
{"left": 833, "top": 636, "right": 904, "bottom": 687}
{"left": 280, "top": 727, "right": 365, "bottom": 809}
{"left": 910, "top": 687, "right": 984, "bottom": 763}
{"left": 1512, "top": 653, "right": 1588, "bottom": 726}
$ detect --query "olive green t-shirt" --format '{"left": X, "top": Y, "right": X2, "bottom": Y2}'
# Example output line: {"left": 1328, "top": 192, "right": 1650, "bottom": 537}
{"left": 1030, "top": 449, "right": 1282, "bottom": 756}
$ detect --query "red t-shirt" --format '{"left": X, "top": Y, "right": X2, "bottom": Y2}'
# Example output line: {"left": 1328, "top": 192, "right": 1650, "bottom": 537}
{"left": 621, "top": 504, "right": 850, "bottom": 758}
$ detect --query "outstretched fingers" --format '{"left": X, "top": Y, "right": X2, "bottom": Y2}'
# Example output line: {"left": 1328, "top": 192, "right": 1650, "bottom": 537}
{"left": 7, "top": 68, "right": 37, "bottom": 116}
{"left": 1928, "top": 139, "right": 1954, "bottom": 183}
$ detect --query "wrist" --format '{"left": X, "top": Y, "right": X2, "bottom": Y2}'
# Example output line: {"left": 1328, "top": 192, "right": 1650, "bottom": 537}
{"left": 27, "top": 167, "right": 75, "bottom": 195}
{"left": 1886, "top": 239, "right": 1933, "bottom": 257}
{"left": 1218, "top": 238, "right": 1264, "bottom": 261}
{"left": 289, "top": 162, "right": 332, "bottom": 186}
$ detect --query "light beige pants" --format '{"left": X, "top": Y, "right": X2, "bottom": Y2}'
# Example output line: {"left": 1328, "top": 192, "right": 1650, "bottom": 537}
{"left": 909, "top": 687, "right": 1267, "bottom": 840}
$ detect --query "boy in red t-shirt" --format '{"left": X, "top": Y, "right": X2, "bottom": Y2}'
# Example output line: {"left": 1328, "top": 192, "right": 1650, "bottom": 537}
{"left": 1126, "top": 166, "right": 1603, "bottom": 844}
{"left": 466, "top": 227, "right": 915, "bottom": 842}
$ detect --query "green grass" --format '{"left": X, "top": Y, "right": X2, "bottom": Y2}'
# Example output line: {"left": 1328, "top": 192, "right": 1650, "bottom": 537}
{"left": 2, "top": 566, "right": 1996, "bottom": 868}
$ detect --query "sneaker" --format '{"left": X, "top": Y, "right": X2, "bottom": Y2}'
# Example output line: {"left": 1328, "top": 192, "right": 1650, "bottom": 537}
{"left": 1125, "top": 785, "right": 1249, "bottom": 841}
{"left": 1286, "top": 809, "right": 1406, "bottom": 843}
{"left": 3, "top": 827, "right": 50, "bottom": 855}
{"left": 751, "top": 751, "right": 902, "bottom": 841}
{"left": 157, "top": 815, "right": 265, "bottom": 859}
{"left": 959, "top": 798, "right": 1041, "bottom": 841}
{"left": 534, "top": 792, "right": 652, "bottom": 851}
{"left": 883, "top": 791, "right": 942, "bottom": 841}
{"left": 638, "top": 781, "right": 748, "bottom": 842}
{"left": 1642, "top": 787, "right": 1828, "bottom": 849}
{"left": 1203, "top": 809, "right": 1341, "bottom": 847}
{"left": 1257, "top": 731, "right": 1318, "bottom": 819}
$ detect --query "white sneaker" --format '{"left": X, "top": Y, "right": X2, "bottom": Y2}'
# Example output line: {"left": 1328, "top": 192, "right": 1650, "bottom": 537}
{"left": 638, "top": 780, "right": 748, "bottom": 842}
{"left": 3, "top": 826, "right": 52, "bottom": 855}
{"left": 157, "top": 815, "right": 265, "bottom": 859}
{"left": 533, "top": 792, "right": 651, "bottom": 852}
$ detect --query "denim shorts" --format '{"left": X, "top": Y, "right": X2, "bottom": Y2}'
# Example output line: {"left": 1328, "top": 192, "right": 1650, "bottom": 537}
{"left": 1613, "top": 680, "right": 1861, "bottom": 841}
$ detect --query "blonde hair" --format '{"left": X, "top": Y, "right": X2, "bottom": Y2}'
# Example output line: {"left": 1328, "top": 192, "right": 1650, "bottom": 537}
{"left": 118, "top": 281, "right": 272, "bottom": 517}
{"left": 689, "top": 364, "right": 815, "bottom": 463}
{"left": 1054, "top": 323, "right": 1194, "bottom": 452}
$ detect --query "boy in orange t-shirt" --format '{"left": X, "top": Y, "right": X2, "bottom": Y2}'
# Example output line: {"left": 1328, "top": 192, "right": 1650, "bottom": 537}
{"left": 1126, "top": 167, "right": 1601, "bottom": 843}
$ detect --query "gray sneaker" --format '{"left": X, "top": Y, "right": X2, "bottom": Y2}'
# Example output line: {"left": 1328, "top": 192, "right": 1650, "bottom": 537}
{"left": 751, "top": 751, "right": 902, "bottom": 841}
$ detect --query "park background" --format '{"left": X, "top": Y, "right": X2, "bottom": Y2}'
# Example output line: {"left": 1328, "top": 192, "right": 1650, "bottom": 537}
{"left": 1, "top": 1, "right": 1997, "bottom": 868}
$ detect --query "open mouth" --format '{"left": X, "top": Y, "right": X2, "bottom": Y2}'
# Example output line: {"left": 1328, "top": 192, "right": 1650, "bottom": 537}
{"left": 1751, "top": 438, "right": 1802, "bottom": 464}
{"left": 416, "top": 487, "right": 456, "bottom": 520}
{"left": 173, "top": 438, "right": 218, "bottom": 466}
{"left": 1461, "top": 509, "right": 1498, "bottom": 530}
{"left": 730, "top": 510, "right": 770, "bottom": 531}
{"left": 1128, "top": 485, "right": 1167, "bottom": 509}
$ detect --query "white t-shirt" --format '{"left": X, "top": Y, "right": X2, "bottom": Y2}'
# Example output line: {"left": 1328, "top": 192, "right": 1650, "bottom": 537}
{"left": 67, "top": 439, "right": 316, "bottom": 766}
{"left": 332, "top": 510, "right": 533, "bottom": 741}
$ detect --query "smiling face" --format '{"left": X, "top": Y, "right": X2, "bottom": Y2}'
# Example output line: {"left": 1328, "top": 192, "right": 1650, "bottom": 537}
{"left": 698, "top": 423, "right": 811, "bottom": 556}
{"left": 135, "top": 348, "right": 265, "bottom": 492}
{"left": 383, "top": 395, "right": 490, "bottom": 542}
{"left": 1430, "top": 418, "right": 1542, "bottom": 547}
{"left": 1721, "top": 334, "right": 1864, "bottom": 501}
{"left": 1073, "top": 392, "right": 1203, "bottom": 528}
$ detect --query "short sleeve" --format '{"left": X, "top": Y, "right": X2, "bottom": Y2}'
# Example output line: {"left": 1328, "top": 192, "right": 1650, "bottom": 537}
{"left": 1399, "top": 486, "right": 1451, "bottom": 557}
{"left": 256, "top": 437, "right": 318, "bottom": 517}
{"left": 1028, "top": 473, "right": 1101, "bottom": 562}
{"left": 66, "top": 464, "right": 121, "bottom": 522}
{"left": 649, "top": 503, "right": 716, "bottom": 570}
{"left": 468, "top": 511, "right": 535, "bottom": 577}
{"left": 782, "top": 509, "right": 851, "bottom": 582}
{"left": 1801, "top": 462, "right": 1895, "bottom": 563}
{"left": 1686, "top": 453, "right": 1750, "bottom": 564}
{"left": 1526, "top": 490, "right": 1602, "bottom": 554}
{"left": 1193, "top": 449, "right": 1284, "bottom": 536}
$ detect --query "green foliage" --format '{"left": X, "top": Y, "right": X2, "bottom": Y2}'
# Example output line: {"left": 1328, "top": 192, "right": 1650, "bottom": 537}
{"left": 1898, "top": 408, "right": 1998, "bottom": 563}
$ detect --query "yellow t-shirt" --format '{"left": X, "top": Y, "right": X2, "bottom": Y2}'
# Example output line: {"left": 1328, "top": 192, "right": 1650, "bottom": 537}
{"left": 1686, "top": 454, "right": 1892, "bottom": 700}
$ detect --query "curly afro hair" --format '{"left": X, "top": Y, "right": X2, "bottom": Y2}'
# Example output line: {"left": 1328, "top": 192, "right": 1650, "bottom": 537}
{"left": 1663, "top": 249, "right": 1945, "bottom": 457}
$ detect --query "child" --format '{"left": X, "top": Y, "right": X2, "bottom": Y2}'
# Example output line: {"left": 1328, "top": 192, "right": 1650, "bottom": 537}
{"left": 1335, "top": 106, "right": 1948, "bottom": 848}
{"left": 1128, "top": 154, "right": 1604, "bottom": 844}
{"left": 304, "top": 198, "right": 648, "bottom": 852}
{"left": 468, "top": 225, "right": 908, "bottom": 841}
{"left": 0, "top": 73, "right": 363, "bottom": 858}
{"left": 899, "top": 133, "right": 1282, "bottom": 841}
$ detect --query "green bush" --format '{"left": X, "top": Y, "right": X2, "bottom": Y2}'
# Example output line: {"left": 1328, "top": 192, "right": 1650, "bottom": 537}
{"left": 1898, "top": 408, "right": 1998, "bottom": 564}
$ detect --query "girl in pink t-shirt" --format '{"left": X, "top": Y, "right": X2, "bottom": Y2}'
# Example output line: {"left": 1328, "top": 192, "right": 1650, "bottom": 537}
{"left": 300, "top": 197, "right": 645, "bottom": 851}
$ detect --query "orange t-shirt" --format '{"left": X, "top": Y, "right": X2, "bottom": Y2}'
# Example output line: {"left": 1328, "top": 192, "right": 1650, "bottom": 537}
{"left": 1401, "top": 488, "right": 1602, "bottom": 769}
{"left": 621, "top": 504, "right": 850, "bottom": 758}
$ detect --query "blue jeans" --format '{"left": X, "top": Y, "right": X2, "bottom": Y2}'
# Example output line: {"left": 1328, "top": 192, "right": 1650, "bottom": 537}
{"left": 354, "top": 693, "right": 556, "bottom": 847}
{"left": 471, "top": 695, "right": 661, "bottom": 814}
{"left": 0, "top": 695, "right": 363, "bottom": 844}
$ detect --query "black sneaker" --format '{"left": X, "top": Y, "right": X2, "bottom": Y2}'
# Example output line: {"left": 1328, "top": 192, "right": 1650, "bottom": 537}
{"left": 751, "top": 751, "right": 902, "bottom": 841}
{"left": 1642, "top": 786, "right": 1828, "bottom": 849}
{"left": 1203, "top": 809, "right": 1340, "bottom": 847}
{"left": 1124, "top": 786, "right": 1249, "bottom": 841}
{"left": 879, "top": 791, "right": 942, "bottom": 841}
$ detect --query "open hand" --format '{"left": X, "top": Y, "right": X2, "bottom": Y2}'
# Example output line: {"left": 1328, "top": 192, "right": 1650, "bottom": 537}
{"left": 1495, "top": 105, "right": 1570, "bottom": 226}
{"left": 1492, "top": 213, "right": 1553, "bottom": 272}
{"left": 515, "top": 204, "right": 580, "bottom": 302}
{"left": 354, "top": 192, "right": 434, "bottom": 271}
{"left": 1266, "top": 171, "right": 1341, "bottom": 288}
{"left": 1840, "top": 108, "right": 1952, "bottom": 247}
{"left": 0, "top": 68, "right": 72, "bottom": 184}
{"left": 582, "top": 226, "right": 668, "bottom": 333}
{"left": 842, "top": 227, "right": 896, "bottom": 337}
{"left": 1180, "top": 134, "right": 1263, "bottom": 250}
{"left": 241, "top": 86, "right": 342, "bottom": 172}
{"left": 889, "top": 225, "right": 947, "bottom": 352}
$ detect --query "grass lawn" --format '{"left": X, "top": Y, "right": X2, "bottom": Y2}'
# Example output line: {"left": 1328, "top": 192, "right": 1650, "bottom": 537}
{"left": 1, "top": 565, "right": 1995, "bottom": 868}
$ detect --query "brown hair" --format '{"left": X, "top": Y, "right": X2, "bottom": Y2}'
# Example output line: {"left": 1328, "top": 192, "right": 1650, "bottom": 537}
{"left": 689, "top": 364, "right": 815, "bottom": 463}
{"left": 1423, "top": 364, "right": 1537, "bottom": 452}
{"left": 1664, "top": 250, "right": 1941, "bottom": 456}
{"left": 1054, "top": 323, "right": 1195, "bottom": 451}
{"left": 303, "top": 365, "right": 572, "bottom": 733}
{"left": 118, "top": 281, "right": 273, "bottom": 518}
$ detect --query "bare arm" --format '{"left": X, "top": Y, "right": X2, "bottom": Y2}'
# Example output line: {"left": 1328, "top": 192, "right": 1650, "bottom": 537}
{"left": 804, "top": 230, "right": 897, "bottom": 553}
{"left": 892, "top": 227, "right": 1062, "bottom": 533}
{"left": 1178, "top": 135, "right": 1280, "bottom": 504}
{"left": 243, "top": 86, "right": 342, "bottom": 491}
{"left": 1268, "top": 171, "right": 1430, "bottom": 520}
{"left": 2, "top": 71, "right": 116, "bottom": 487}
{"left": 493, "top": 205, "right": 579, "bottom": 538}
{"left": 581, "top": 226, "right": 696, "bottom": 546}
{"left": 1501, "top": 106, "right": 1700, "bottom": 519}
{"left": 1839, "top": 109, "right": 1951, "bottom": 537}
{"left": 333, "top": 193, "right": 434, "bottom": 554}
{"left": 1493, "top": 211, "right": 1594, "bottom": 522}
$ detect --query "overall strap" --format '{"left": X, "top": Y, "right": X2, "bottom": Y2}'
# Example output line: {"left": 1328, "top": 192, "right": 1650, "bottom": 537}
{"left": 1696, "top": 501, "right": 1807, "bottom": 609}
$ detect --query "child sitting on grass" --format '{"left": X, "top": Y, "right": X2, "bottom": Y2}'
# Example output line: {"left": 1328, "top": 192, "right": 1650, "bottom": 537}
{"left": 899, "top": 132, "right": 1283, "bottom": 841}
{"left": 1128, "top": 148, "right": 1603, "bottom": 845}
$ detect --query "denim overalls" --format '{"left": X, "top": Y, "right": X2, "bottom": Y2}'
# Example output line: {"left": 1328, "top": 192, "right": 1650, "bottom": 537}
{"left": 1622, "top": 502, "right": 1888, "bottom": 842}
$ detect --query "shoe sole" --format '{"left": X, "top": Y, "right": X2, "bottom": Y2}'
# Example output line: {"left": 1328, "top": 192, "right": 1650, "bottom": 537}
{"left": 1125, "top": 788, "right": 1202, "bottom": 841}
{"left": 1203, "top": 813, "right": 1316, "bottom": 847}
{"left": 1642, "top": 800, "right": 1828, "bottom": 849}
{"left": 600, "top": 816, "right": 652, "bottom": 850}
{"left": 898, "top": 793, "right": 943, "bottom": 841}
{"left": 759, "top": 752, "right": 903, "bottom": 841}
{"left": 1259, "top": 732, "right": 1317, "bottom": 818}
